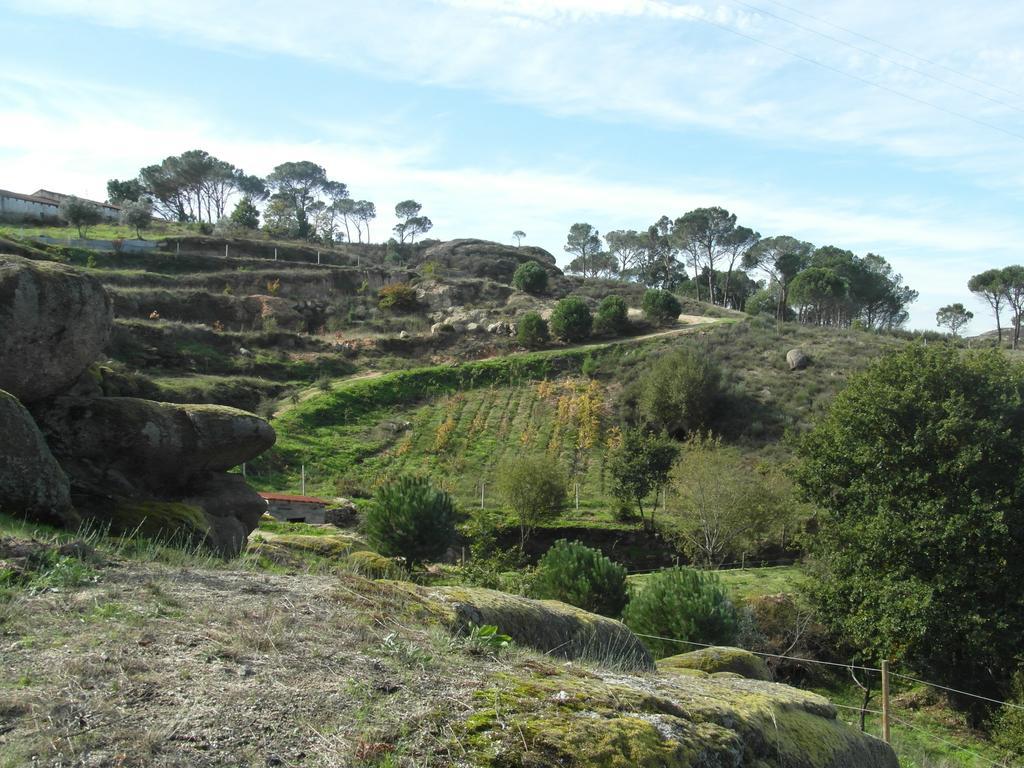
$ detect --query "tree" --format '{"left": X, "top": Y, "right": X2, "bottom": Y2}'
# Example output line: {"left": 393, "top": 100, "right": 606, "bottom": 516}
{"left": 607, "top": 428, "right": 678, "bottom": 531}
{"left": 623, "top": 567, "right": 738, "bottom": 658}
{"left": 605, "top": 230, "right": 648, "bottom": 282}
{"left": 664, "top": 434, "right": 791, "bottom": 567}
{"left": 393, "top": 200, "right": 431, "bottom": 244}
{"left": 968, "top": 269, "right": 1007, "bottom": 344}
{"left": 549, "top": 296, "right": 593, "bottom": 342}
{"left": 532, "top": 540, "right": 629, "bottom": 618}
{"left": 496, "top": 455, "right": 567, "bottom": 548}
{"left": 935, "top": 303, "right": 973, "bottom": 337}
{"left": 788, "top": 267, "right": 848, "bottom": 325}
{"left": 106, "top": 178, "right": 145, "bottom": 205}
{"left": 516, "top": 312, "right": 549, "bottom": 348}
{"left": 642, "top": 289, "right": 682, "bottom": 326}
{"left": 564, "top": 223, "right": 602, "bottom": 279}
{"left": 512, "top": 230, "right": 526, "bottom": 247}
{"left": 353, "top": 200, "right": 376, "bottom": 243}
{"left": 638, "top": 347, "right": 721, "bottom": 438}
{"left": 512, "top": 261, "right": 548, "bottom": 294}
{"left": 795, "top": 345, "right": 1024, "bottom": 716}
{"left": 229, "top": 196, "right": 261, "bottom": 230}
{"left": 119, "top": 199, "right": 153, "bottom": 239}
{"left": 593, "top": 295, "right": 629, "bottom": 336}
{"left": 640, "top": 217, "right": 685, "bottom": 289}
{"left": 266, "top": 161, "right": 329, "bottom": 239}
{"left": 363, "top": 476, "right": 456, "bottom": 569}
{"left": 673, "top": 207, "right": 754, "bottom": 305}
{"left": 1000, "top": 266, "right": 1024, "bottom": 350}
{"left": 743, "top": 235, "right": 813, "bottom": 320}
{"left": 58, "top": 196, "right": 103, "bottom": 238}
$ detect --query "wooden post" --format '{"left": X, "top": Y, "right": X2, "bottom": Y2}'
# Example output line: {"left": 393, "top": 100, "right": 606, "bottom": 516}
{"left": 317, "top": 250, "right": 321, "bottom": 264}
{"left": 274, "top": 247, "right": 278, "bottom": 260}
{"left": 225, "top": 244, "right": 229, "bottom": 257}
{"left": 241, "top": 462, "right": 246, "bottom": 478}
{"left": 575, "top": 482, "right": 579, "bottom": 511}
{"left": 480, "top": 481, "right": 485, "bottom": 509}
{"left": 176, "top": 241, "right": 180, "bottom": 255}
{"left": 881, "top": 660, "right": 891, "bottom": 744}
{"left": 301, "top": 464, "right": 306, "bottom": 496}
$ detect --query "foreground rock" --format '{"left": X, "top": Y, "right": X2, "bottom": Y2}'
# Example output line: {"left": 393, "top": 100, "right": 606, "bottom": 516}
{"left": 787, "top": 347, "right": 811, "bottom": 370}
{"left": 0, "top": 389, "right": 76, "bottom": 526}
{"left": 658, "top": 646, "right": 771, "bottom": 681}
{"left": 0, "top": 254, "right": 113, "bottom": 402}
{"left": 414, "top": 585, "right": 654, "bottom": 670}
{"left": 420, "top": 239, "right": 561, "bottom": 283}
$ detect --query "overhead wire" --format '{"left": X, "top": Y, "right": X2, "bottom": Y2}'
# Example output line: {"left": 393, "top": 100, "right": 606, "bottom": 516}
{"left": 726, "top": 0, "right": 1024, "bottom": 114}
{"left": 667, "top": 3, "right": 1024, "bottom": 142}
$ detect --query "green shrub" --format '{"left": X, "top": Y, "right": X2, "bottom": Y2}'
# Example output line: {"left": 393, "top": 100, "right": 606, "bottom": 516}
{"left": 516, "top": 312, "right": 550, "bottom": 348}
{"left": 593, "top": 295, "right": 629, "bottom": 336}
{"left": 642, "top": 289, "right": 682, "bottom": 325}
{"left": 378, "top": 282, "right": 419, "bottom": 312}
{"left": 532, "top": 539, "right": 629, "bottom": 617}
{"left": 993, "top": 670, "right": 1024, "bottom": 761}
{"left": 638, "top": 347, "right": 721, "bottom": 437}
{"left": 549, "top": 296, "right": 592, "bottom": 342}
{"left": 363, "top": 476, "right": 456, "bottom": 568}
{"left": 512, "top": 261, "right": 548, "bottom": 294}
{"left": 623, "top": 567, "right": 738, "bottom": 658}
{"left": 496, "top": 455, "right": 567, "bottom": 548}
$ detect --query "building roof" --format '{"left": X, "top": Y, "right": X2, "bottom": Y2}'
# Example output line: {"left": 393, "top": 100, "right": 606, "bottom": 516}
{"left": 259, "top": 492, "right": 334, "bottom": 505}
{"left": 0, "top": 189, "right": 61, "bottom": 206}
{"left": 32, "top": 189, "right": 121, "bottom": 211}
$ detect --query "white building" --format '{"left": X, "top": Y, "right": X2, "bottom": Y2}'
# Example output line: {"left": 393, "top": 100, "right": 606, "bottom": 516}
{"left": 0, "top": 188, "right": 121, "bottom": 224}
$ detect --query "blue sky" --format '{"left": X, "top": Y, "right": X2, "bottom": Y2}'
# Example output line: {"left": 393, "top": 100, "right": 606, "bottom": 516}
{"left": 2, "top": 1, "right": 1024, "bottom": 331}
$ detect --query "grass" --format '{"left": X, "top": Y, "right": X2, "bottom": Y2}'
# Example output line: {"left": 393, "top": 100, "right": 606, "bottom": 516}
{"left": 0, "top": 221, "right": 195, "bottom": 241}
{"left": 628, "top": 565, "right": 807, "bottom": 604}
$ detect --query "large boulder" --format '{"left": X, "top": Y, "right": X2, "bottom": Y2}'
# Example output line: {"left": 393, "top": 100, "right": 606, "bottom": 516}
{"left": 0, "top": 389, "right": 76, "bottom": 526}
{"left": 420, "top": 239, "right": 561, "bottom": 284}
{"left": 33, "top": 397, "right": 275, "bottom": 497}
{"left": 787, "top": 348, "right": 811, "bottom": 371}
{"left": 240, "top": 294, "right": 306, "bottom": 332}
{"left": 0, "top": 254, "right": 113, "bottom": 402}
{"left": 658, "top": 646, "right": 772, "bottom": 681}
{"left": 417, "top": 585, "right": 653, "bottom": 670}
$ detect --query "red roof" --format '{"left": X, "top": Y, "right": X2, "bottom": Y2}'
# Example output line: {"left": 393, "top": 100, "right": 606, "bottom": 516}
{"left": 259, "top": 492, "right": 333, "bottom": 505}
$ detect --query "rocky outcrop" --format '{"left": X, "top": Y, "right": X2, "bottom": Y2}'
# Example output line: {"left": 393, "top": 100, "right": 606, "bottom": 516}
{"left": 0, "top": 255, "right": 113, "bottom": 402}
{"left": 420, "top": 239, "right": 561, "bottom": 284}
{"left": 0, "top": 389, "right": 76, "bottom": 526}
{"left": 241, "top": 294, "right": 306, "bottom": 332}
{"left": 787, "top": 348, "right": 811, "bottom": 370}
{"left": 658, "top": 646, "right": 772, "bottom": 681}
{"left": 0, "top": 253, "right": 276, "bottom": 556}
{"left": 416, "top": 585, "right": 654, "bottom": 670}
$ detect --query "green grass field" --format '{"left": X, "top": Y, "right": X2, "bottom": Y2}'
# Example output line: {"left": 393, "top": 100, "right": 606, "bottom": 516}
{"left": 628, "top": 565, "right": 807, "bottom": 603}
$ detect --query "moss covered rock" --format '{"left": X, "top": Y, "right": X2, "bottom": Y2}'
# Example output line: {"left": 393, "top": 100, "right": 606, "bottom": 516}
{"left": 0, "top": 254, "right": 113, "bottom": 402}
{"left": 460, "top": 666, "right": 897, "bottom": 767}
{"left": 420, "top": 586, "right": 653, "bottom": 670}
{"left": 0, "top": 389, "right": 76, "bottom": 526}
{"left": 659, "top": 647, "right": 772, "bottom": 681}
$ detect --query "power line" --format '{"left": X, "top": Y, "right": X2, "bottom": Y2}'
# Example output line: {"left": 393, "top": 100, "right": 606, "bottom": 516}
{"left": 671, "top": 4, "right": 1024, "bottom": 143}
{"left": 727, "top": 0, "right": 1024, "bottom": 114}
{"left": 758, "top": 0, "right": 1024, "bottom": 101}
{"left": 889, "top": 672, "right": 1024, "bottom": 712}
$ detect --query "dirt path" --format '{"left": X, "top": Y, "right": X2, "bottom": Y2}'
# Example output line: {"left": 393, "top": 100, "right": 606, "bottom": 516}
{"left": 274, "top": 313, "right": 733, "bottom": 417}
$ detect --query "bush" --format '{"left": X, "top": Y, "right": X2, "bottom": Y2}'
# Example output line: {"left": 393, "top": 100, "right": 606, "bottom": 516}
{"left": 642, "top": 289, "right": 682, "bottom": 325}
{"left": 496, "top": 455, "right": 566, "bottom": 548}
{"left": 638, "top": 347, "right": 721, "bottom": 437}
{"left": 623, "top": 567, "right": 738, "bottom": 658}
{"left": 993, "top": 670, "right": 1024, "bottom": 762}
{"left": 363, "top": 476, "right": 456, "bottom": 568}
{"left": 378, "top": 282, "right": 419, "bottom": 312}
{"left": 593, "top": 295, "right": 629, "bottom": 336}
{"left": 512, "top": 261, "right": 548, "bottom": 294}
{"left": 516, "top": 312, "right": 549, "bottom": 348}
{"left": 549, "top": 296, "right": 592, "bottom": 342}
{"left": 532, "top": 540, "right": 629, "bottom": 618}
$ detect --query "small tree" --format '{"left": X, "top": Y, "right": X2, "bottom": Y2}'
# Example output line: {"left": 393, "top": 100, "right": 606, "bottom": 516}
{"left": 593, "top": 295, "right": 628, "bottom": 336}
{"left": 512, "top": 230, "right": 526, "bottom": 247}
{"left": 607, "top": 427, "right": 678, "bottom": 531}
{"left": 230, "top": 196, "right": 261, "bottom": 230}
{"left": 638, "top": 347, "right": 721, "bottom": 437}
{"left": 623, "top": 567, "right": 738, "bottom": 658}
{"left": 119, "top": 199, "right": 153, "bottom": 239}
{"left": 516, "top": 312, "right": 549, "bottom": 348}
{"left": 363, "top": 476, "right": 456, "bottom": 569}
{"left": 564, "top": 223, "right": 602, "bottom": 279}
{"left": 378, "top": 282, "right": 419, "bottom": 312}
{"left": 532, "top": 539, "right": 629, "bottom": 618}
{"left": 549, "top": 296, "right": 592, "bottom": 342}
{"left": 59, "top": 196, "right": 103, "bottom": 238}
{"left": 935, "top": 303, "right": 973, "bottom": 337}
{"left": 642, "top": 289, "right": 682, "bottom": 325}
{"left": 106, "top": 178, "right": 145, "bottom": 205}
{"left": 393, "top": 199, "right": 432, "bottom": 244}
{"left": 496, "top": 455, "right": 567, "bottom": 549}
{"left": 512, "top": 261, "right": 548, "bottom": 294}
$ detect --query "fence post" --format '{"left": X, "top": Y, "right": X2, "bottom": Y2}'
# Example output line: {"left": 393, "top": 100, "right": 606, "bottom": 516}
{"left": 881, "top": 659, "right": 891, "bottom": 744}
{"left": 274, "top": 247, "right": 278, "bottom": 261}
{"left": 301, "top": 464, "right": 306, "bottom": 496}
{"left": 317, "top": 250, "right": 321, "bottom": 265}
{"left": 225, "top": 243, "right": 229, "bottom": 258}
{"left": 480, "top": 481, "right": 485, "bottom": 509}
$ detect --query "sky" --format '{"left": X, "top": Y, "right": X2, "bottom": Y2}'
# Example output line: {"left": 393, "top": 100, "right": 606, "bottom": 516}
{"left": 2, "top": 1, "right": 1023, "bottom": 331}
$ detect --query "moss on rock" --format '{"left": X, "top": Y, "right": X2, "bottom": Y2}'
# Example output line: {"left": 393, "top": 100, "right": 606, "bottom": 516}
{"left": 346, "top": 549, "right": 400, "bottom": 578}
{"left": 105, "top": 498, "right": 210, "bottom": 543}
{"left": 659, "top": 646, "right": 772, "bottom": 681}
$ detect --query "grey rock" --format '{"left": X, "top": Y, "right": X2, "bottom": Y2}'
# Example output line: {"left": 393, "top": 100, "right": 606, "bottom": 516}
{"left": 786, "top": 348, "right": 810, "bottom": 371}
{"left": 0, "top": 254, "right": 113, "bottom": 402}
